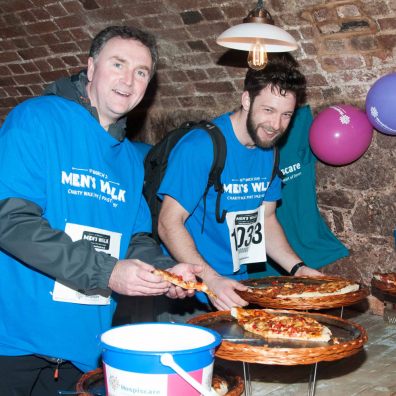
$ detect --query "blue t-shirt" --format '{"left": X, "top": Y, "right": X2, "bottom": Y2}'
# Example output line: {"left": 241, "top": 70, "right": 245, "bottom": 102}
{"left": 158, "top": 112, "right": 281, "bottom": 282}
{"left": 0, "top": 96, "right": 151, "bottom": 371}
{"left": 132, "top": 141, "right": 152, "bottom": 161}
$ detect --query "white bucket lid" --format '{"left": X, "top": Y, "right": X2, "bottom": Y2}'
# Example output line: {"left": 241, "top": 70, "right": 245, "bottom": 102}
{"left": 101, "top": 322, "right": 221, "bottom": 352}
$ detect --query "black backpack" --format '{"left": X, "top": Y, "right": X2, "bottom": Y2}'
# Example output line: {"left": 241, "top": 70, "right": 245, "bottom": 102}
{"left": 143, "top": 120, "right": 281, "bottom": 242}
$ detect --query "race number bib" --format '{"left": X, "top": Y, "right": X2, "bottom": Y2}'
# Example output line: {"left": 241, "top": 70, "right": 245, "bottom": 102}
{"left": 226, "top": 204, "right": 266, "bottom": 272}
{"left": 52, "top": 223, "right": 121, "bottom": 305}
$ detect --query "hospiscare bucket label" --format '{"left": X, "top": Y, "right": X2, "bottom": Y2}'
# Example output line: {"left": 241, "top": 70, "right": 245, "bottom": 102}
{"left": 101, "top": 323, "right": 221, "bottom": 396}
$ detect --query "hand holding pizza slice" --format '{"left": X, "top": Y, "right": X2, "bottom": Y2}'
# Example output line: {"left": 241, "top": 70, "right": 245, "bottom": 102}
{"left": 153, "top": 268, "right": 217, "bottom": 298}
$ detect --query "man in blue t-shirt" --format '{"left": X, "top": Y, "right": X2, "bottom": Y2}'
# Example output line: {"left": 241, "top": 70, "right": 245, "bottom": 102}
{"left": 0, "top": 26, "right": 201, "bottom": 395}
{"left": 158, "top": 54, "right": 321, "bottom": 316}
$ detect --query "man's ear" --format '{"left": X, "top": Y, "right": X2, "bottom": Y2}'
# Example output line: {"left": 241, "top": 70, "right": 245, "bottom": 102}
{"left": 241, "top": 91, "right": 251, "bottom": 112}
{"left": 87, "top": 57, "right": 95, "bottom": 82}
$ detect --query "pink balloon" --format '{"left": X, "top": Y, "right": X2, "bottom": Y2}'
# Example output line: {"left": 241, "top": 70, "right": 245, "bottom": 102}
{"left": 309, "top": 105, "right": 373, "bottom": 166}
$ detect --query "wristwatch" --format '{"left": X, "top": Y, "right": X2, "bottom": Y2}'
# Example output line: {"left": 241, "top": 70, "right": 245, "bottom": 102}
{"left": 289, "top": 262, "right": 306, "bottom": 276}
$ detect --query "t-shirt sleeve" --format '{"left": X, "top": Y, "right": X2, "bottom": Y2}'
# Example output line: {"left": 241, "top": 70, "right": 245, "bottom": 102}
{"left": 157, "top": 129, "right": 214, "bottom": 214}
{"left": 0, "top": 101, "right": 47, "bottom": 209}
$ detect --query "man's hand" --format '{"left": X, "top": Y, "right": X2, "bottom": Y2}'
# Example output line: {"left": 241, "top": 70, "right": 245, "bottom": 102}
{"left": 108, "top": 259, "right": 170, "bottom": 296}
{"left": 163, "top": 263, "right": 204, "bottom": 299}
{"left": 204, "top": 274, "right": 249, "bottom": 311}
{"left": 295, "top": 265, "right": 322, "bottom": 277}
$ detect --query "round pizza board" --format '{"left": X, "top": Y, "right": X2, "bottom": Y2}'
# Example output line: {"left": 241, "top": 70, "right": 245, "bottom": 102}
{"left": 188, "top": 309, "right": 368, "bottom": 365}
{"left": 236, "top": 276, "right": 369, "bottom": 310}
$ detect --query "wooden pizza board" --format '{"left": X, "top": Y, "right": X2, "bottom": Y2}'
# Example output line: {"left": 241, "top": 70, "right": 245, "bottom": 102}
{"left": 188, "top": 309, "right": 368, "bottom": 366}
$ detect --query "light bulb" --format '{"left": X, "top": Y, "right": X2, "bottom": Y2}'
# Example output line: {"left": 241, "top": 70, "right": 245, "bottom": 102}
{"left": 247, "top": 41, "right": 268, "bottom": 70}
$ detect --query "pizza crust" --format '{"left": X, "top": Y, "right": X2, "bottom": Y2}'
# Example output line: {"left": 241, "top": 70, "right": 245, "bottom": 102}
{"left": 278, "top": 283, "right": 359, "bottom": 299}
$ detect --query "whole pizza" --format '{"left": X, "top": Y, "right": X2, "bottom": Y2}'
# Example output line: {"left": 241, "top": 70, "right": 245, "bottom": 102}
{"left": 237, "top": 276, "right": 368, "bottom": 310}
{"left": 373, "top": 272, "right": 396, "bottom": 286}
{"left": 372, "top": 272, "right": 396, "bottom": 294}
{"left": 247, "top": 278, "right": 358, "bottom": 299}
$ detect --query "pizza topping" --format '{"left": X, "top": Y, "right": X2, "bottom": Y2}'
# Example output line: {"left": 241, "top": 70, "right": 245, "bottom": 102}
{"left": 152, "top": 269, "right": 217, "bottom": 298}
{"left": 231, "top": 307, "right": 332, "bottom": 342}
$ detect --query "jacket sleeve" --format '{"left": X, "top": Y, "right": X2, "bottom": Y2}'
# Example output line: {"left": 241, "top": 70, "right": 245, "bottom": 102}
{"left": 126, "top": 232, "right": 176, "bottom": 269}
{"left": 0, "top": 197, "right": 116, "bottom": 292}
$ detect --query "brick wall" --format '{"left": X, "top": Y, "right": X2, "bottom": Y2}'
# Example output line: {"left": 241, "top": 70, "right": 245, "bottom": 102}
{"left": 0, "top": 0, "right": 395, "bottom": 284}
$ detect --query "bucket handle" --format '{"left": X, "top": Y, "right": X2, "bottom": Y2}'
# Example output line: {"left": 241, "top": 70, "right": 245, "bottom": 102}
{"left": 160, "top": 353, "right": 217, "bottom": 396}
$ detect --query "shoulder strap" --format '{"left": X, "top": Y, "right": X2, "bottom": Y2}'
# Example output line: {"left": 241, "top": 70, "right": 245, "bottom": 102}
{"left": 194, "top": 121, "right": 227, "bottom": 228}
{"left": 270, "top": 146, "right": 283, "bottom": 184}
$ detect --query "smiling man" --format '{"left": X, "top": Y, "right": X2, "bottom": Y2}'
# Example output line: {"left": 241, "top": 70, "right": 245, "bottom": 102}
{"left": 0, "top": 26, "right": 201, "bottom": 395}
{"left": 156, "top": 53, "right": 322, "bottom": 320}
{"left": 86, "top": 36, "right": 153, "bottom": 129}
{"left": 245, "top": 84, "right": 295, "bottom": 148}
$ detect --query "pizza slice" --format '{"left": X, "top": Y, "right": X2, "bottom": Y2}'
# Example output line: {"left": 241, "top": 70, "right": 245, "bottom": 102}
{"left": 373, "top": 272, "right": 396, "bottom": 287}
{"left": 153, "top": 268, "right": 217, "bottom": 298}
{"left": 211, "top": 374, "right": 228, "bottom": 396}
{"left": 231, "top": 307, "right": 332, "bottom": 342}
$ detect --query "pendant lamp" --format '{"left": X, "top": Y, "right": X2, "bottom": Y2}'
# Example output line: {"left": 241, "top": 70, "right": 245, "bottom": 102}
{"left": 216, "top": 0, "right": 298, "bottom": 70}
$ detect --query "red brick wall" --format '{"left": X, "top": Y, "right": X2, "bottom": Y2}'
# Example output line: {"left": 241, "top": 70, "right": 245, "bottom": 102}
{"left": 1, "top": 0, "right": 395, "bottom": 120}
{"left": 0, "top": 0, "right": 395, "bottom": 283}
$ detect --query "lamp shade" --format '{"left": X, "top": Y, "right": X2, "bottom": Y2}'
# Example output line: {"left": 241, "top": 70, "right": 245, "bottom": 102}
{"left": 217, "top": 22, "right": 298, "bottom": 52}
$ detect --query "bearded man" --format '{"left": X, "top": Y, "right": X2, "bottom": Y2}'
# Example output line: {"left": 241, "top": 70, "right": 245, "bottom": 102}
{"left": 156, "top": 53, "right": 322, "bottom": 319}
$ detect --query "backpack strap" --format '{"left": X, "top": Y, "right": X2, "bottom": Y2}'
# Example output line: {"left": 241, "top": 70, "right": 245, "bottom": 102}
{"left": 269, "top": 146, "right": 283, "bottom": 186}
{"left": 194, "top": 121, "right": 227, "bottom": 232}
{"left": 144, "top": 123, "right": 199, "bottom": 242}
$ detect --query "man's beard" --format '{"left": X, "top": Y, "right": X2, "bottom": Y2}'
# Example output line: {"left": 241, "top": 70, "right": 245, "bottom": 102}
{"left": 246, "top": 109, "right": 286, "bottom": 148}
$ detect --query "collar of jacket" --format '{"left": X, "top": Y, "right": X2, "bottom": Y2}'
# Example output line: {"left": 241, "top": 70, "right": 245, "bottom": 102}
{"left": 43, "top": 69, "right": 127, "bottom": 142}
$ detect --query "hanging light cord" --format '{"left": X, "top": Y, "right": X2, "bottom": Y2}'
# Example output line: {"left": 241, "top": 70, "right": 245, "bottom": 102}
{"left": 244, "top": 0, "right": 274, "bottom": 24}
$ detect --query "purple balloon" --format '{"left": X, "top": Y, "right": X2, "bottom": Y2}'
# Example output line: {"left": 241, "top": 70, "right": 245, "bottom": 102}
{"left": 309, "top": 105, "right": 373, "bottom": 166}
{"left": 365, "top": 72, "right": 396, "bottom": 135}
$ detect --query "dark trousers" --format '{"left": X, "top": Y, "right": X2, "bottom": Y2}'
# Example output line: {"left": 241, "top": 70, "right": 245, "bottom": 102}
{"left": 0, "top": 355, "right": 83, "bottom": 396}
{"left": 113, "top": 294, "right": 212, "bottom": 326}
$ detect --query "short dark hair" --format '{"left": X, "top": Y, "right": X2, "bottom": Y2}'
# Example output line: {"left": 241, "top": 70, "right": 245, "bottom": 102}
{"left": 243, "top": 53, "right": 307, "bottom": 106}
{"left": 89, "top": 25, "right": 158, "bottom": 78}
